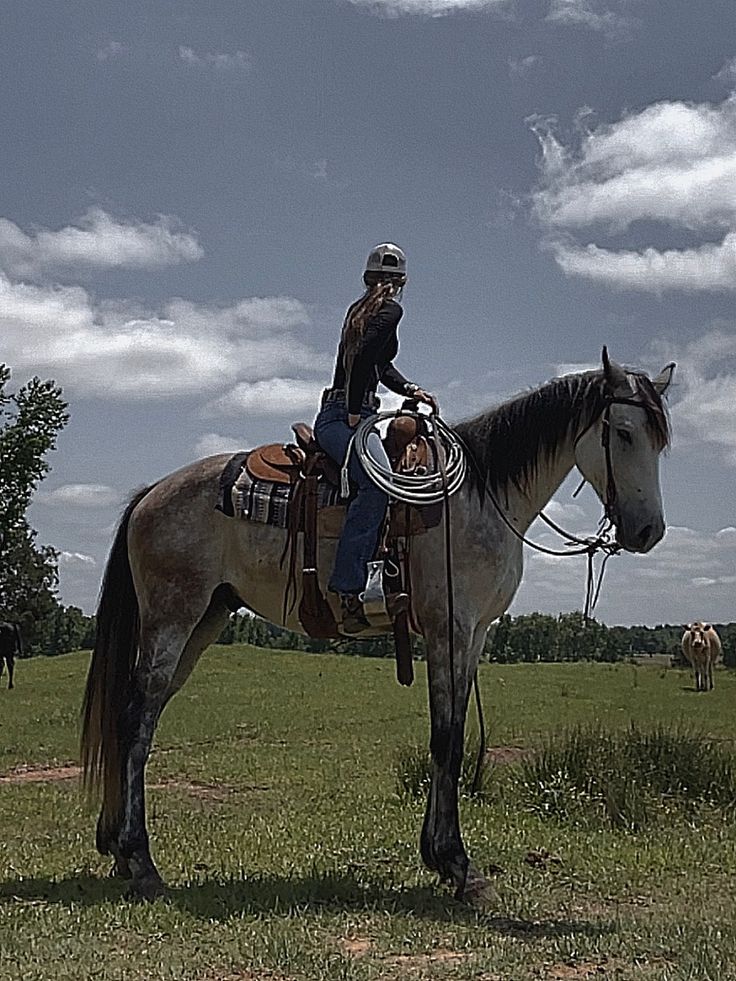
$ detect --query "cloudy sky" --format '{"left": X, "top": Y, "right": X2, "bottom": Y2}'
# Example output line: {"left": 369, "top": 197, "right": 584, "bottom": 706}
{"left": 4, "top": 0, "right": 735, "bottom": 626}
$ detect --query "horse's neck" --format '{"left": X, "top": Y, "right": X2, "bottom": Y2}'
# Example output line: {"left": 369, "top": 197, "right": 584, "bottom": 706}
{"left": 503, "top": 438, "right": 578, "bottom": 534}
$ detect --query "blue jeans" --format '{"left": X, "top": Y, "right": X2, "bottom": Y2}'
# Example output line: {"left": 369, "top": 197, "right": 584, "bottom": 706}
{"left": 314, "top": 400, "right": 390, "bottom": 595}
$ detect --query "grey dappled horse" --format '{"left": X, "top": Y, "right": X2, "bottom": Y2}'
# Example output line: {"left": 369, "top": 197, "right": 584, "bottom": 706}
{"left": 0, "top": 622, "right": 21, "bottom": 689}
{"left": 81, "top": 352, "right": 674, "bottom": 901}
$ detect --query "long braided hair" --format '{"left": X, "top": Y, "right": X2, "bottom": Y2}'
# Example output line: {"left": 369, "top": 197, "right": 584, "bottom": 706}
{"left": 341, "top": 273, "right": 406, "bottom": 381}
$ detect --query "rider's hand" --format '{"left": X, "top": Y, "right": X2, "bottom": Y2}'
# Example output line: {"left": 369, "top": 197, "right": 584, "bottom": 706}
{"left": 414, "top": 389, "right": 439, "bottom": 414}
{"left": 348, "top": 413, "right": 361, "bottom": 428}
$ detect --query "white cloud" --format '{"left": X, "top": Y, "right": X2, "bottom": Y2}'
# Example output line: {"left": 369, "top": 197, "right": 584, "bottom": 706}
{"left": 0, "top": 276, "right": 328, "bottom": 399}
{"left": 508, "top": 55, "right": 542, "bottom": 79}
{"left": 96, "top": 41, "right": 127, "bottom": 62}
{"left": 343, "top": 0, "right": 509, "bottom": 16}
{"left": 205, "top": 378, "right": 326, "bottom": 417}
{"left": 714, "top": 56, "right": 736, "bottom": 85}
{"left": 59, "top": 551, "right": 97, "bottom": 566}
{"left": 546, "top": 0, "right": 638, "bottom": 38}
{"left": 691, "top": 575, "right": 736, "bottom": 587}
{"left": 550, "top": 234, "right": 736, "bottom": 292}
{"left": 529, "top": 92, "right": 736, "bottom": 292}
{"left": 38, "top": 484, "right": 120, "bottom": 508}
{"left": 653, "top": 324, "right": 736, "bottom": 466}
{"left": 530, "top": 97, "right": 736, "bottom": 231}
{"left": 0, "top": 209, "right": 203, "bottom": 278}
{"left": 178, "top": 46, "right": 251, "bottom": 71}
{"left": 194, "top": 433, "right": 245, "bottom": 457}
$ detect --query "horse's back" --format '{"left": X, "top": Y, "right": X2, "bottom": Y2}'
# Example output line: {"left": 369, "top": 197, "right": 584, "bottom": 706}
{"left": 128, "top": 454, "right": 233, "bottom": 541}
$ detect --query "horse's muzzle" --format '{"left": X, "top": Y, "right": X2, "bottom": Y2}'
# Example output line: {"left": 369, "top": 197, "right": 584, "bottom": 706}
{"left": 615, "top": 515, "right": 665, "bottom": 553}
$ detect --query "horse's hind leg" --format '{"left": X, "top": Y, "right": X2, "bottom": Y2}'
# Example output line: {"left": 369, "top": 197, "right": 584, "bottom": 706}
{"left": 166, "top": 587, "right": 232, "bottom": 701}
{"left": 112, "top": 592, "right": 232, "bottom": 898}
{"left": 113, "top": 621, "right": 188, "bottom": 897}
{"left": 6, "top": 653, "right": 14, "bottom": 690}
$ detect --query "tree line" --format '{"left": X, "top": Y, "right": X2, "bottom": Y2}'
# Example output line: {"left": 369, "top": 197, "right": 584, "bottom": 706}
{"left": 216, "top": 610, "right": 736, "bottom": 667}
{"left": 16, "top": 606, "right": 736, "bottom": 665}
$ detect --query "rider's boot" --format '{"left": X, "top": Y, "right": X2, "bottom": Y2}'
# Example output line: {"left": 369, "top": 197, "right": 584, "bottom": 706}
{"left": 339, "top": 594, "right": 371, "bottom": 634}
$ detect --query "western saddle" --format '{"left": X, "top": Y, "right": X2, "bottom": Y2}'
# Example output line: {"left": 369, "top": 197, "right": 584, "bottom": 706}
{"left": 244, "top": 406, "right": 437, "bottom": 685}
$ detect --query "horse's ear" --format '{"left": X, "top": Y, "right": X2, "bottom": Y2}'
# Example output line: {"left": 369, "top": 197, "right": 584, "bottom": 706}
{"left": 652, "top": 361, "right": 675, "bottom": 396}
{"left": 602, "top": 346, "right": 627, "bottom": 391}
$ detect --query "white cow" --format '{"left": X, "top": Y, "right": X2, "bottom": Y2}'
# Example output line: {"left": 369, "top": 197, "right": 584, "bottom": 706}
{"left": 681, "top": 622, "right": 722, "bottom": 692}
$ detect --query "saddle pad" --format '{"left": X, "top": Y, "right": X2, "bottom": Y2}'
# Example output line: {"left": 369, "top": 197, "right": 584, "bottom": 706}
{"left": 215, "top": 452, "right": 343, "bottom": 529}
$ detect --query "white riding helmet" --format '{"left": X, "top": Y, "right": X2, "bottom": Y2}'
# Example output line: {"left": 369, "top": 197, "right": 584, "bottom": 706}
{"left": 365, "top": 242, "right": 407, "bottom": 278}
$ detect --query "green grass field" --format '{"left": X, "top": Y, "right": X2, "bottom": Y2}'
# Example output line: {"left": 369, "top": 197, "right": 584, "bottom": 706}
{"left": 1, "top": 649, "right": 735, "bottom": 981}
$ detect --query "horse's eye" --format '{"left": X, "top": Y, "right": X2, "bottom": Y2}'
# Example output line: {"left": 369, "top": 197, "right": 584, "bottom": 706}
{"left": 616, "top": 428, "right": 633, "bottom": 445}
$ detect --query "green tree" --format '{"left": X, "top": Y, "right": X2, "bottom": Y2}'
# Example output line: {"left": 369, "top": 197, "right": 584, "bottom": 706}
{"left": 486, "top": 613, "right": 513, "bottom": 661}
{"left": 0, "top": 365, "right": 69, "bottom": 644}
{"left": 41, "top": 604, "right": 95, "bottom": 656}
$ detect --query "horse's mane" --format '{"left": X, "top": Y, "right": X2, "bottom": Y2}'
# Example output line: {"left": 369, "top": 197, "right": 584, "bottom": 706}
{"left": 454, "top": 369, "right": 671, "bottom": 498}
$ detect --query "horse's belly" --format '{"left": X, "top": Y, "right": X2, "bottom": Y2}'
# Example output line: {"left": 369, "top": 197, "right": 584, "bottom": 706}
{"left": 222, "top": 517, "right": 338, "bottom": 633}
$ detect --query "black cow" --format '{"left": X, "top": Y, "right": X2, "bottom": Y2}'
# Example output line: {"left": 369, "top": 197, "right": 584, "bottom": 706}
{"left": 0, "top": 622, "right": 22, "bottom": 689}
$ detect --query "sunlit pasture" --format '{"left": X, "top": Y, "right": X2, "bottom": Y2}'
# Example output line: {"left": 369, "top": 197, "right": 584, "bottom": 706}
{"left": 1, "top": 648, "right": 735, "bottom": 981}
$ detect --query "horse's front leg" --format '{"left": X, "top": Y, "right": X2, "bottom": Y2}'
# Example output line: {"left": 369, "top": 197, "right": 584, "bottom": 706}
{"left": 420, "top": 621, "right": 491, "bottom": 904}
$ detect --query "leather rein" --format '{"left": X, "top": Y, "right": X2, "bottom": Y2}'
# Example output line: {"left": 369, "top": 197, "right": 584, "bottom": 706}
{"left": 463, "top": 394, "right": 654, "bottom": 619}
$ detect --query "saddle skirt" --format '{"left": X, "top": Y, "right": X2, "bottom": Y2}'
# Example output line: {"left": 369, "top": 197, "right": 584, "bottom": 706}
{"left": 215, "top": 411, "right": 441, "bottom": 539}
{"left": 229, "top": 455, "right": 343, "bottom": 532}
{"left": 221, "top": 455, "right": 437, "bottom": 539}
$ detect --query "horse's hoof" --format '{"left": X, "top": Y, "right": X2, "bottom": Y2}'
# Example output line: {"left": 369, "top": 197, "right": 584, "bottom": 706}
{"left": 456, "top": 871, "right": 499, "bottom": 909}
{"left": 109, "top": 858, "right": 133, "bottom": 880}
{"left": 129, "top": 874, "right": 166, "bottom": 902}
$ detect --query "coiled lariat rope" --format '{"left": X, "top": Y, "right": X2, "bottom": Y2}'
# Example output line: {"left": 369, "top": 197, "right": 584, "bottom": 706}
{"left": 341, "top": 410, "right": 467, "bottom": 503}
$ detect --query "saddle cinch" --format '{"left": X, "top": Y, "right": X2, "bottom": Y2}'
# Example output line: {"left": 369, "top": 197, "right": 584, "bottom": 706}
{"left": 245, "top": 405, "right": 443, "bottom": 683}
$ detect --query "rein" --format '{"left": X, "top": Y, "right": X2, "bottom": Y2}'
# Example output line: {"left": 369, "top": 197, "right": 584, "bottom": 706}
{"left": 432, "top": 421, "right": 486, "bottom": 805}
{"left": 459, "top": 394, "right": 653, "bottom": 620}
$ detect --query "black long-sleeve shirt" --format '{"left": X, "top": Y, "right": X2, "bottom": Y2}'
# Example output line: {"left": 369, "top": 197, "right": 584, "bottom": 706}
{"left": 329, "top": 299, "right": 413, "bottom": 414}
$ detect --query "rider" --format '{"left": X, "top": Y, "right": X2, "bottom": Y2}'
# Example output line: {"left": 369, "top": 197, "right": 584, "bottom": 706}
{"left": 314, "top": 243, "right": 437, "bottom": 634}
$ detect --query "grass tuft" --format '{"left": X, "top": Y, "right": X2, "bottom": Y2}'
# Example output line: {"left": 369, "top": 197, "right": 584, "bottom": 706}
{"left": 394, "top": 734, "right": 494, "bottom": 802}
{"left": 518, "top": 723, "right": 736, "bottom": 829}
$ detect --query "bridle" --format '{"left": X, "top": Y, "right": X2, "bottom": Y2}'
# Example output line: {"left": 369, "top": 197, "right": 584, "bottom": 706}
{"left": 470, "top": 392, "right": 656, "bottom": 618}
{"left": 574, "top": 393, "right": 655, "bottom": 524}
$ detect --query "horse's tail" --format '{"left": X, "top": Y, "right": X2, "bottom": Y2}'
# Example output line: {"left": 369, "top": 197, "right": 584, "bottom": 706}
{"left": 12, "top": 623, "right": 22, "bottom": 658}
{"left": 80, "top": 484, "right": 154, "bottom": 832}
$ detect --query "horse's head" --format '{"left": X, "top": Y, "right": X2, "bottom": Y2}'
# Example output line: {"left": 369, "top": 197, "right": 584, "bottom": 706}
{"left": 574, "top": 348, "right": 675, "bottom": 554}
